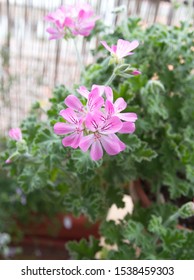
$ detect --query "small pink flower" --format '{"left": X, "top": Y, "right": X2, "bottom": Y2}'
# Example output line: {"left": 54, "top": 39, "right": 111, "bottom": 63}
{"left": 105, "top": 99, "right": 137, "bottom": 134}
{"left": 54, "top": 108, "right": 83, "bottom": 148}
{"left": 79, "top": 113, "right": 125, "bottom": 161}
{"left": 9, "top": 128, "right": 22, "bottom": 141}
{"left": 45, "top": 3, "right": 98, "bottom": 40}
{"left": 101, "top": 39, "right": 139, "bottom": 61}
{"left": 132, "top": 70, "right": 141, "bottom": 76}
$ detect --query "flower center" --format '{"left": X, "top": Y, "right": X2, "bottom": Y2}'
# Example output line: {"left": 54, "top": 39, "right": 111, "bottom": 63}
{"left": 94, "top": 132, "right": 101, "bottom": 141}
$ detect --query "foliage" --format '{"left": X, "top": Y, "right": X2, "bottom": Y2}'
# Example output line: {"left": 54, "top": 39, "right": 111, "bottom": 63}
{"left": 1, "top": 15, "right": 194, "bottom": 260}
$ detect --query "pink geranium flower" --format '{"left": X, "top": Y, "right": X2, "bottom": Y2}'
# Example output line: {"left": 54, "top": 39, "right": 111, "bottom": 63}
{"left": 101, "top": 39, "right": 139, "bottom": 61}
{"left": 9, "top": 128, "right": 22, "bottom": 141}
{"left": 79, "top": 113, "right": 125, "bottom": 161}
{"left": 45, "top": 3, "right": 98, "bottom": 40}
{"left": 54, "top": 108, "right": 83, "bottom": 148}
{"left": 65, "top": 3, "right": 99, "bottom": 36}
{"left": 54, "top": 84, "right": 138, "bottom": 161}
{"left": 105, "top": 99, "right": 137, "bottom": 134}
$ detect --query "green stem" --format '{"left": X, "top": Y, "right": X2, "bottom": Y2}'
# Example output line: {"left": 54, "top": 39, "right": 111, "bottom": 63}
{"left": 156, "top": 182, "right": 161, "bottom": 204}
{"left": 105, "top": 72, "right": 116, "bottom": 86}
{"left": 153, "top": 211, "right": 180, "bottom": 249}
{"left": 163, "top": 212, "right": 180, "bottom": 227}
{"left": 73, "top": 38, "right": 85, "bottom": 74}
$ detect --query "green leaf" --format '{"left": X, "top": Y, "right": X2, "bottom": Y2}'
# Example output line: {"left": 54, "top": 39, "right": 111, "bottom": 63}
{"left": 107, "top": 243, "right": 136, "bottom": 260}
{"left": 66, "top": 236, "right": 100, "bottom": 260}
{"left": 123, "top": 220, "right": 144, "bottom": 243}
{"left": 148, "top": 215, "right": 166, "bottom": 235}
{"left": 100, "top": 221, "right": 123, "bottom": 245}
{"left": 71, "top": 149, "right": 102, "bottom": 173}
{"left": 186, "top": 165, "right": 194, "bottom": 183}
{"left": 34, "top": 128, "right": 58, "bottom": 145}
{"left": 132, "top": 142, "right": 157, "bottom": 162}
{"left": 18, "top": 165, "right": 49, "bottom": 193}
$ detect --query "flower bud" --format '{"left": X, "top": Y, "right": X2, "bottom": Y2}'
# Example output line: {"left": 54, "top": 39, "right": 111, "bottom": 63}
{"left": 178, "top": 202, "right": 194, "bottom": 219}
{"left": 5, "top": 151, "right": 20, "bottom": 164}
{"left": 132, "top": 70, "right": 141, "bottom": 76}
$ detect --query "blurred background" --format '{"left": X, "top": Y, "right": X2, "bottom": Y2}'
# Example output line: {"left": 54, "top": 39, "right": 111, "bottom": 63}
{"left": 0, "top": 0, "right": 194, "bottom": 135}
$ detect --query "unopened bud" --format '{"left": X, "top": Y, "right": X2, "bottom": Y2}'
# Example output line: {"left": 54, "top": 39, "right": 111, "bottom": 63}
{"left": 132, "top": 70, "right": 141, "bottom": 76}
{"left": 114, "top": 63, "right": 129, "bottom": 74}
{"left": 5, "top": 151, "right": 20, "bottom": 164}
{"left": 178, "top": 202, "right": 194, "bottom": 219}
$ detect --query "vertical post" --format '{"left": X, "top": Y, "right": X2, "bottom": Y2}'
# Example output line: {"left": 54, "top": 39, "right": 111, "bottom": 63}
{"left": 153, "top": 0, "right": 161, "bottom": 23}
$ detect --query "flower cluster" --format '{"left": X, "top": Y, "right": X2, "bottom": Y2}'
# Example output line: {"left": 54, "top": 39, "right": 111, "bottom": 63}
{"left": 54, "top": 85, "right": 137, "bottom": 161}
{"left": 8, "top": 128, "right": 22, "bottom": 142}
{"left": 45, "top": 3, "right": 98, "bottom": 40}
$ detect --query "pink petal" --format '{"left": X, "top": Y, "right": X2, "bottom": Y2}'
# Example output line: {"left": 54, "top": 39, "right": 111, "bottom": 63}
{"left": 85, "top": 113, "right": 102, "bottom": 132}
{"left": 90, "top": 140, "right": 103, "bottom": 161}
{"left": 105, "top": 100, "right": 115, "bottom": 119}
{"left": 132, "top": 70, "right": 141, "bottom": 75}
{"left": 100, "top": 135, "right": 121, "bottom": 155}
{"left": 127, "top": 40, "right": 139, "bottom": 51}
{"left": 118, "top": 122, "right": 136, "bottom": 134}
{"left": 117, "top": 112, "right": 137, "bottom": 122}
{"left": 65, "top": 95, "right": 83, "bottom": 112}
{"left": 87, "top": 88, "right": 104, "bottom": 112}
{"left": 59, "top": 108, "right": 79, "bottom": 124}
{"left": 62, "top": 132, "right": 83, "bottom": 149}
{"left": 91, "top": 85, "right": 105, "bottom": 96}
{"left": 100, "top": 41, "right": 115, "bottom": 54}
{"left": 116, "top": 39, "right": 139, "bottom": 59}
{"left": 91, "top": 85, "right": 113, "bottom": 102}
{"left": 64, "top": 17, "right": 74, "bottom": 28}
{"left": 100, "top": 116, "right": 122, "bottom": 134}
{"left": 46, "top": 27, "right": 64, "bottom": 40}
{"left": 54, "top": 122, "right": 75, "bottom": 135}
{"left": 79, "top": 134, "right": 94, "bottom": 152}
{"left": 9, "top": 128, "right": 22, "bottom": 141}
{"left": 72, "top": 23, "right": 95, "bottom": 36}
{"left": 104, "top": 86, "right": 113, "bottom": 102}
{"left": 77, "top": 86, "right": 90, "bottom": 99}
{"left": 78, "top": 9, "right": 92, "bottom": 20}
{"left": 114, "top": 98, "right": 127, "bottom": 113}
{"left": 46, "top": 27, "right": 58, "bottom": 34}
{"left": 108, "top": 134, "right": 126, "bottom": 151}
{"left": 112, "top": 45, "right": 117, "bottom": 53}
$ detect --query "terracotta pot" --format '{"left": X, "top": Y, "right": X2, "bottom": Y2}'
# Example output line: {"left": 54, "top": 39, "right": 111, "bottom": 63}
{"left": 17, "top": 213, "right": 100, "bottom": 241}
